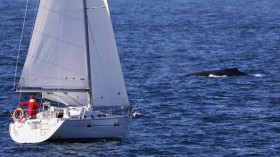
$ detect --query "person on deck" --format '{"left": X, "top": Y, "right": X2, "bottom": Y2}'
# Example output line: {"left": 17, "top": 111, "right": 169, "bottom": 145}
{"left": 19, "top": 95, "right": 40, "bottom": 117}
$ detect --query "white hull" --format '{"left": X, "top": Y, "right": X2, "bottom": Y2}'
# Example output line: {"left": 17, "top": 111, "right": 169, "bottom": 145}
{"left": 9, "top": 106, "right": 131, "bottom": 143}
{"left": 9, "top": 118, "right": 64, "bottom": 143}
{"left": 50, "top": 117, "right": 131, "bottom": 141}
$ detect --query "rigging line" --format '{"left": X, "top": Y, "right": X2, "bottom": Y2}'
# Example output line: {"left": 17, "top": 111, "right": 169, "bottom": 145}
{"left": 17, "top": 0, "right": 40, "bottom": 109}
{"left": 20, "top": 0, "right": 40, "bottom": 91}
{"left": 21, "top": 0, "right": 49, "bottom": 83}
{"left": 58, "top": 0, "right": 64, "bottom": 107}
{"left": 84, "top": 0, "right": 93, "bottom": 109}
{"left": 13, "top": 0, "right": 29, "bottom": 90}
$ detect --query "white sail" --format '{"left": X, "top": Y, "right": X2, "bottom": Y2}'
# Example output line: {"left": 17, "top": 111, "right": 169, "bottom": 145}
{"left": 19, "top": 0, "right": 88, "bottom": 106}
{"left": 18, "top": 0, "right": 129, "bottom": 107}
{"left": 86, "top": 0, "right": 129, "bottom": 107}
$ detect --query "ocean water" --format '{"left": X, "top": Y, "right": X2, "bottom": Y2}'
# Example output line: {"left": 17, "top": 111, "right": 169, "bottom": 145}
{"left": 1, "top": 0, "right": 280, "bottom": 156}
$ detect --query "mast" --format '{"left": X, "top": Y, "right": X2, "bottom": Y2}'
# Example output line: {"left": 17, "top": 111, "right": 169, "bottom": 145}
{"left": 83, "top": 0, "right": 93, "bottom": 108}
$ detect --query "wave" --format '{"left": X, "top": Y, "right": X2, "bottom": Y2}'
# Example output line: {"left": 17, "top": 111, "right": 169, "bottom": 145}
{"left": 252, "top": 74, "right": 265, "bottom": 77}
{"left": 209, "top": 74, "right": 228, "bottom": 77}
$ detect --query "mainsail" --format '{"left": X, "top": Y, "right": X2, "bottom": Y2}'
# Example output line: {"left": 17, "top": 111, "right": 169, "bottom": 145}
{"left": 18, "top": 0, "right": 129, "bottom": 107}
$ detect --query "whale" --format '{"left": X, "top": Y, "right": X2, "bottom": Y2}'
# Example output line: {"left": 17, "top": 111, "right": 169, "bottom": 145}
{"left": 187, "top": 68, "right": 247, "bottom": 77}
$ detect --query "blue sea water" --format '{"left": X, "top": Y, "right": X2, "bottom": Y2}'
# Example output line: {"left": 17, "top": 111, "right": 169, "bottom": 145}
{"left": 1, "top": 0, "right": 280, "bottom": 156}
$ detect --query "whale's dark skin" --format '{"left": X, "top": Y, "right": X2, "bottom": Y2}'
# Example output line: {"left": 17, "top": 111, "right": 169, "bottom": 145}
{"left": 187, "top": 68, "right": 247, "bottom": 77}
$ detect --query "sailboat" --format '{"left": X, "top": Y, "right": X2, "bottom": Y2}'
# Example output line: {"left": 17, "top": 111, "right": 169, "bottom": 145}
{"left": 9, "top": 0, "right": 132, "bottom": 143}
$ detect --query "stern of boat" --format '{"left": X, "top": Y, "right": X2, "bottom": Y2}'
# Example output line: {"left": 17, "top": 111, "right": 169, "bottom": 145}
{"left": 9, "top": 118, "right": 64, "bottom": 143}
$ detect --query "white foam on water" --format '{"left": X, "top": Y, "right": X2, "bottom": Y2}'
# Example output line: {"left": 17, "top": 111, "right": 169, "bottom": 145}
{"left": 253, "top": 74, "right": 264, "bottom": 77}
{"left": 209, "top": 74, "right": 228, "bottom": 77}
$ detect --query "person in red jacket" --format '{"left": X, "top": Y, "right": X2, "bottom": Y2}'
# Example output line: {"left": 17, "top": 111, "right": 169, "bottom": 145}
{"left": 19, "top": 95, "right": 40, "bottom": 116}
